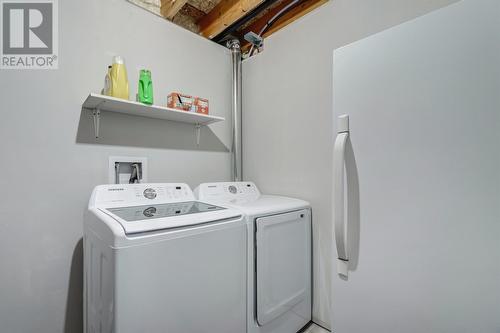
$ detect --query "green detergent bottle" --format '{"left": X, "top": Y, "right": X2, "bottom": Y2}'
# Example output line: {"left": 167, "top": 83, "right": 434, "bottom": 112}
{"left": 137, "top": 69, "right": 153, "bottom": 105}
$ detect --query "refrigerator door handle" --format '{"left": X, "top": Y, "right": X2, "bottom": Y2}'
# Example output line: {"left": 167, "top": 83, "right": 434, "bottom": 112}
{"left": 334, "top": 115, "right": 350, "bottom": 278}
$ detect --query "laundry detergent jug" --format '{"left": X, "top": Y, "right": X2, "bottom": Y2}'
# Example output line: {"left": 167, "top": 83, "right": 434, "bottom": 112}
{"left": 137, "top": 69, "right": 153, "bottom": 105}
{"left": 109, "top": 56, "right": 129, "bottom": 100}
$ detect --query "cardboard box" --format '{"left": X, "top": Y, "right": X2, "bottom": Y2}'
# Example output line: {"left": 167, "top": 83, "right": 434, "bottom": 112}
{"left": 194, "top": 97, "right": 209, "bottom": 115}
{"left": 167, "top": 92, "right": 195, "bottom": 112}
{"left": 168, "top": 92, "right": 209, "bottom": 115}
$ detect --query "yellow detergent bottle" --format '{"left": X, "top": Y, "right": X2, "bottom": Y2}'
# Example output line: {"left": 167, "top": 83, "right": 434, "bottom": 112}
{"left": 109, "top": 56, "right": 129, "bottom": 100}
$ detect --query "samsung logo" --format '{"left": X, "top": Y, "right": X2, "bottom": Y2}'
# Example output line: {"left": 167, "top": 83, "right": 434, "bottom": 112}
{"left": 108, "top": 188, "right": 125, "bottom": 191}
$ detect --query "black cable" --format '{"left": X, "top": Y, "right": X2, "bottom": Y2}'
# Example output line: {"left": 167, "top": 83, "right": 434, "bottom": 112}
{"left": 249, "top": 0, "right": 305, "bottom": 56}
{"left": 262, "top": 0, "right": 304, "bottom": 36}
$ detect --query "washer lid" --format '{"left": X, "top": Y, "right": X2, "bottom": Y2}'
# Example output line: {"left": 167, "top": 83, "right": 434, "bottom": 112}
{"left": 101, "top": 201, "right": 242, "bottom": 234}
{"left": 230, "top": 195, "right": 309, "bottom": 216}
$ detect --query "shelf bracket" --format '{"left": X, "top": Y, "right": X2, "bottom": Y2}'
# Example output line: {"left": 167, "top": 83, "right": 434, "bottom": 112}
{"left": 195, "top": 124, "right": 201, "bottom": 146}
{"left": 93, "top": 108, "right": 101, "bottom": 138}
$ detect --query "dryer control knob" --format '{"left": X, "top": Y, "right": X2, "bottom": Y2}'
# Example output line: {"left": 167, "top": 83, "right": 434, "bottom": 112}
{"left": 143, "top": 188, "right": 157, "bottom": 199}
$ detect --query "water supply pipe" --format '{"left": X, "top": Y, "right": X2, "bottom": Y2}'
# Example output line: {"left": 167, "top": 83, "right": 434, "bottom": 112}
{"left": 227, "top": 39, "right": 243, "bottom": 181}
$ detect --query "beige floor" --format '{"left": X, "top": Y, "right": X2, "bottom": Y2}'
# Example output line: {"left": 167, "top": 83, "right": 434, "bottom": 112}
{"left": 301, "top": 323, "right": 330, "bottom": 333}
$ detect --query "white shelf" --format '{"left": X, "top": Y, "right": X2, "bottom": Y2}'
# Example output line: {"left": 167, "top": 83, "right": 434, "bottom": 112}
{"left": 83, "top": 93, "right": 224, "bottom": 125}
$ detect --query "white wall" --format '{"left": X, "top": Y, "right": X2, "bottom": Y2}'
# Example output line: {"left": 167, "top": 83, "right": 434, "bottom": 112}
{"left": 242, "top": 0, "right": 458, "bottom": 328}
{"left": 0, "top": 0, "right": 232, "bottom": 332}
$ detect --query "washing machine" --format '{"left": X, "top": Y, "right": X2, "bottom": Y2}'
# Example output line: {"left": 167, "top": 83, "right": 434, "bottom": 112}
{"left": 195, "top": 182, "right": 312, "bottom": 333}
{"left": 83, "top": 183, "right": 247, "bottom": 333}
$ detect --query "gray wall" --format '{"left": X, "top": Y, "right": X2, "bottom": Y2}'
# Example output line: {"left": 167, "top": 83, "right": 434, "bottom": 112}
{"left": 0, "top": 0, "right": 232, "bottom": 332}
{"left": 241, "top": 0, "right": 458, "bottom": 328}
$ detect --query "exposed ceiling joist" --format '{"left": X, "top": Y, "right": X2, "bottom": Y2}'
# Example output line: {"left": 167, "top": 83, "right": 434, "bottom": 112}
{"left": 198, "top": 0, "right": 266, "bottom": 39}
{"left": 161, "top": 0, "right": 190, "bottom": 19}
{"left": 132, "top": 0, "right": 329, "bottom": 56}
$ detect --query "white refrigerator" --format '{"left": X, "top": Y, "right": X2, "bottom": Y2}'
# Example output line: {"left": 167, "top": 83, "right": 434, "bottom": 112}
{"left": 331, "top": 0, "right": 500, "bottom": 332}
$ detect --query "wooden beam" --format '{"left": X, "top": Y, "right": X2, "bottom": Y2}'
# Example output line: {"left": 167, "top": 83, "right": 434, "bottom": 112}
{"left": 240, "top": 0, "right": 328, "bottom": 50}
{"left": 161, "top": 0, "right": 189, "bottom": 20}
{"left": 198, "top": 0, "right": 266, "bottom": 39}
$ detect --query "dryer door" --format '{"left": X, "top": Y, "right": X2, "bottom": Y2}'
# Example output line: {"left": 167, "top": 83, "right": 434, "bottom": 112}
{"left": 256, "top": 209, "right": 311, "bottom": 326}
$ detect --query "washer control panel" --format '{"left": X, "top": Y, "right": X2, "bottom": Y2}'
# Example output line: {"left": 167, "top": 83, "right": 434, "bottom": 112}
{"left": 196, "top": 182, "right": 261, "bottom": 204}
{"left": 92, "top": 183, "right": 195, "bottom": 208}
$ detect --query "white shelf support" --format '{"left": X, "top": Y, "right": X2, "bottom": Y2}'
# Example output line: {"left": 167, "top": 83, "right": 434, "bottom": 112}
{"left": 195, "top": 124, "right": 201, "bottom": 146}
{"left": 93, "top": 108, "right": 101, "bottom": 138}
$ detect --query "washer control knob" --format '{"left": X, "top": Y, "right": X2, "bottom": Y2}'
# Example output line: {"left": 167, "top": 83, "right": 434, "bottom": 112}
{"left": 143, "top": 188, "right": 157, "bottom": 199}
{"left": 228, "top": 185, "right": 237, "bottom": 194}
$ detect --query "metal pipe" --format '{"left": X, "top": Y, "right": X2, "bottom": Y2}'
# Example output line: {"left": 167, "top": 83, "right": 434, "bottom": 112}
{"left": 227, "top": 39, "right": 243, "bottom": 181}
